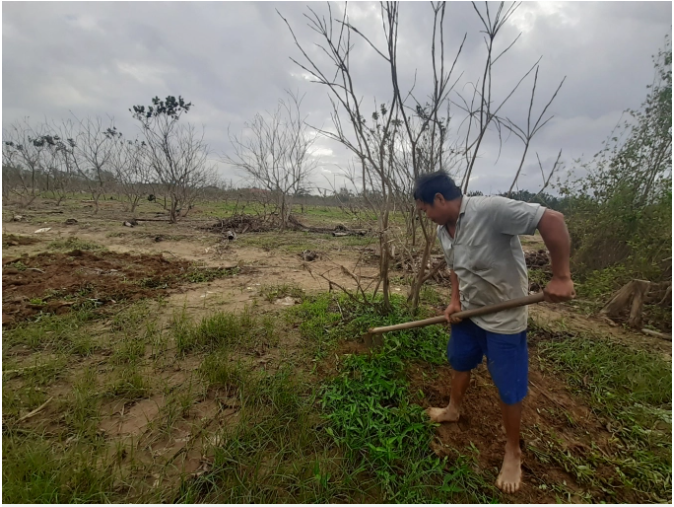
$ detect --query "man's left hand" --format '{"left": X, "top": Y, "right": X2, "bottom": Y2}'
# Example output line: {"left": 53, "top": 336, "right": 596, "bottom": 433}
{"left": 544, "top": 276, "right": 575, "bottom": 303}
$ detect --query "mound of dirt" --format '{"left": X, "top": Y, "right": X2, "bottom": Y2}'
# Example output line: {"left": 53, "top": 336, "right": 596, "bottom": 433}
{"left": 2, "top": 250, "right": 195, "bottom": 326}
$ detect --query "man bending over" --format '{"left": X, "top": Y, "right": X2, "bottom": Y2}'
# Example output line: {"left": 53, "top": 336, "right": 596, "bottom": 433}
{"left": 414, "top": 171, "right": 575, "bottom": 494}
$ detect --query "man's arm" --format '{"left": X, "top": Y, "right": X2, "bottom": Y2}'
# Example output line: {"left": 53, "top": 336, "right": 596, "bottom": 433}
{"left": 536, "top": 209, "right": 575, "bottom": 303}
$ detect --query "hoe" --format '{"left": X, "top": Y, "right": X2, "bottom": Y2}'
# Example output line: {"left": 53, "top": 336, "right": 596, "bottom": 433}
{"left": 362, "top": 292, "right": 545, "bottom": 348}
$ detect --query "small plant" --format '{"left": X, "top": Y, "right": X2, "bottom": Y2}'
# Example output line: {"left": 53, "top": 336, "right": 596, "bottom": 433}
{"left": 135, "top": 277, "right": 168, "bottom": 289}
{"left": 65, "top": 368, "right": 100, "bottom": 437}
{"left": 185, "top": 265, "right": 239, "bottom": 283}
{"left": 111, "top": 366, "right": 148, "bottom": 399}
{"left": 47, "top": 236, "right": 104, "bottom": 252}
{"left": 260, "top": 283, "right": 304, "bottom": 303}
{"left": 8, "top": 260, "right": 28, "bottom": 271}
{"left": 198, "top": 350, "right": 247, "bottom": 390}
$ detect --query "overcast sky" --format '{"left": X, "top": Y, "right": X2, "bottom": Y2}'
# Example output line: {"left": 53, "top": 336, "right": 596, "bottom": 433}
{"left": 2, "top": 1, "right": 671, "bottom": 195}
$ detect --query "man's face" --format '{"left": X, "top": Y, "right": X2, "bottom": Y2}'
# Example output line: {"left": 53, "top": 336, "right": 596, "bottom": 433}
{"left": 415, "top": 197, "right": 445, "bottom": 224}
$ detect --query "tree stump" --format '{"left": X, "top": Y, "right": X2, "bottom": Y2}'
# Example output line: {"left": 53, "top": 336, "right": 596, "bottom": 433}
{"left": 600, "top": 279, "right": 651, "bottom": 328}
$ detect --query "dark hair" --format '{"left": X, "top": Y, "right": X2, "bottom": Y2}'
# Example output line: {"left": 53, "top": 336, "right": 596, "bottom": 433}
{"left": 413, "top": 171, "right": 462, "bottom": 204}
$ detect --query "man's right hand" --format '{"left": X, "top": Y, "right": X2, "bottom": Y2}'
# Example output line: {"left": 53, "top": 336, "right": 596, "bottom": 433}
{"left": 444, "top": 301, "right": 463, "bottom": 324}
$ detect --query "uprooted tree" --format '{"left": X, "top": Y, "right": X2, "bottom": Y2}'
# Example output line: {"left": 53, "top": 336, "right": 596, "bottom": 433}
{"left": 280, "top": 1, "right": 565, "bottom": 313}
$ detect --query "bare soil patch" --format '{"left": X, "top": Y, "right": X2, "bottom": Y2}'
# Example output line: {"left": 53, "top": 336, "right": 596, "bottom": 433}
{"left": 407, "top": 331, "right": 627, "bottom": 503}
{"left": 2, "top": 250, "right": 237, "bottom": 326}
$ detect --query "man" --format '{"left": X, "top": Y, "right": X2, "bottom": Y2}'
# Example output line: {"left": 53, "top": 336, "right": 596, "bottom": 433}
{"left": 413, "top": 171, "right": 575, "bottom": 494}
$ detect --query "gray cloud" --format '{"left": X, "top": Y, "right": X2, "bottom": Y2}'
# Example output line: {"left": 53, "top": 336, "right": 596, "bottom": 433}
{"left": 2, "top": 1, "right": 670, "bottom": 194}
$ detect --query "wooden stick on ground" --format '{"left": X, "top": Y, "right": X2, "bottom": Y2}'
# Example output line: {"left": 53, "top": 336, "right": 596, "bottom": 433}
{"left": 17, "top": 397, "right": 53, "bottom": 422}
{"left": 641, "top": 328, "right": 672, "bottom": 341}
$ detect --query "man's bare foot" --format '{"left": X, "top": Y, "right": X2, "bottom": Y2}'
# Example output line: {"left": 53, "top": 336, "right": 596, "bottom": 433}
{"left": 426, "top": 403, "right": 460, "bottom": 423}
{"left": 496, "top": 444, "right": 522, "bottom": 493}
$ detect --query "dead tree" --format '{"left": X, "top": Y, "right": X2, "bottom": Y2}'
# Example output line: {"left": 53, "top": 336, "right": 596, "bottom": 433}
{"left": 70, "top": 116, "right": 121, "bottom": 213}
{"left": 224, "top": 91, "right": 316, "bottom": 230}
{"left": 281, "top": 2, "right": 565, "bottom": 313}
{"left": 280, "top": 2, "right": 465, "bottom": 312}
{"left": 110, "top": 138, "right": 151, "bottom": 214}
{"left": 2, "top": 119, "right": 50, "bottom": 206}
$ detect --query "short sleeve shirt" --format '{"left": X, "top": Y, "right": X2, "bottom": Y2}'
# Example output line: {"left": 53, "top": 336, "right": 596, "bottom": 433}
{"left": 437, "top": 196, "right": 546, "bottom": 334}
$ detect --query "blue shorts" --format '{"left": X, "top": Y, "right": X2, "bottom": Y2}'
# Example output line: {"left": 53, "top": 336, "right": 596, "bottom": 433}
{"left": 448, "top": 318, "right": 528, "bottom": 405}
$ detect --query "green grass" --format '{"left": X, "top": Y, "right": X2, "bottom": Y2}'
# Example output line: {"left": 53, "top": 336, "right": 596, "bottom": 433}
{"left": 64, "top": 368, "right": 101, "bottom": 437}
{"left": 530, "top": 320, "right": 672, "bottom": 502}
{"left": 6, "top": 275, "right": 668, "bottom": 502}
{"left": 171, "top": 305, "right": 281, "bottom": 355}
{"left": 179, "top": 365, "right": 355, "bottom": 503}
{"left": 3, "top": 306, "right": 97, "bottom": 351}
{"left": 290, "top": 293, "right": 495, "bottom": 503}
{"left": 2, "top": 436, "right": 114, "bottom": 503}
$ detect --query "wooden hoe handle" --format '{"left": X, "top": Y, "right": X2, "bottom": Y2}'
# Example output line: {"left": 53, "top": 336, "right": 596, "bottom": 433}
{"left": 366, "top": 292, "right": 545, "bottom": 336}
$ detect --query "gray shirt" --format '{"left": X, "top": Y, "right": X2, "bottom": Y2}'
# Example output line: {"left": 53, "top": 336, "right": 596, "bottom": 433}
{"left": 437, "top": 196, "right": 546, "bottom": 334}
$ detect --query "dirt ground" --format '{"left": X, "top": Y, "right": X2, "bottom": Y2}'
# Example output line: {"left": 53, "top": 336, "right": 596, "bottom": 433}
{"left": 409, "top": 345, "right": 616, "bottom": 503}
{"left": 2, "top": 199, "right": 670, "bottom": 503}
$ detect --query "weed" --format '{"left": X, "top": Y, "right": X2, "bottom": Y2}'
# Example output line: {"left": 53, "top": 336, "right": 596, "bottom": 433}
{"left": 260, "top": 283, "right": 304, "bottom": 303}
{"left": 47, "top": 236, "right": 104, "bottom": 252}
{"left": 172, "top": 305, "right": 279, "bottom": 355}
{"left": 3, "top": 308, "right": 96, "bottom": 351}
{"left": 288, "top": 293, "right": 491, "bottom": 503}
{"left": 2, "top": 233, "right": 40, "bottom": 247}
{"left": 64, "top": 368, "right": 100, "bottom": 437}
{"left": 184, "top": 263, "right": 239, "bottom": 283}
{"left": 18, "top": 355, "right": 68, "bottom": 386}
{"left": 198, "top": 350, "right": 247, "bottom": 390}
{"left": 2, "top": 437, "right": 114, "bottom": 503}
{"left": 532, "top": 322, "right": 672, "bottom": 502}
{"left": 110, "top": 365, "right": 148, "bottom": 400}
{"left": 419, "top": 285, "right": 443, "bottom": 306}
{"left": 7, "top": 260, "right": 28, "bottom": 271}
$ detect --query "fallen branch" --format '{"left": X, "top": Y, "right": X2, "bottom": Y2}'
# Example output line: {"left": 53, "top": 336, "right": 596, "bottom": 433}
{"left": 641, "top": 328, "right": 672, "bottom": 341}
{"left": 17, "top": 397, "right": 53, "bottom": 422}
{"left": 421, "top": 257, "right": 448, "bottom": 284}
{"left": 317, "top": 271, "right": 374, "bottom": 309}
{"left": 3, "top": 364, "right": 43, "bottom": 377}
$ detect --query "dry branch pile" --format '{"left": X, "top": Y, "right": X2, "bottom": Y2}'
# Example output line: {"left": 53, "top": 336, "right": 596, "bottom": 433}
{"left": 525, "top": 249, "right": 551, "bottom": 270}
{"left": 203, "top": 214, "right": 279, "bottom": 234}
{"left": 287, "top": 215, "right": 368, "bottom": 236}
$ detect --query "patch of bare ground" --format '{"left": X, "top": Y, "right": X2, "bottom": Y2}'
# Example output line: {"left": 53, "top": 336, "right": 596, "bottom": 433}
{"left": 408, "top": 352, "right": 616, "bottom": 503}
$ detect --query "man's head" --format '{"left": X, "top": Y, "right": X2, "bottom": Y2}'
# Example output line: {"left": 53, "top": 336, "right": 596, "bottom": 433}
{"left": 413, "top": 171, "right": 463, "bottom": 225}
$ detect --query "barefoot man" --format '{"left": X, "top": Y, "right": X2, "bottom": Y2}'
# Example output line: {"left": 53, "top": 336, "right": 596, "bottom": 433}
{"left": 413, "top": 171, "right": 575, "bottom": 494}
